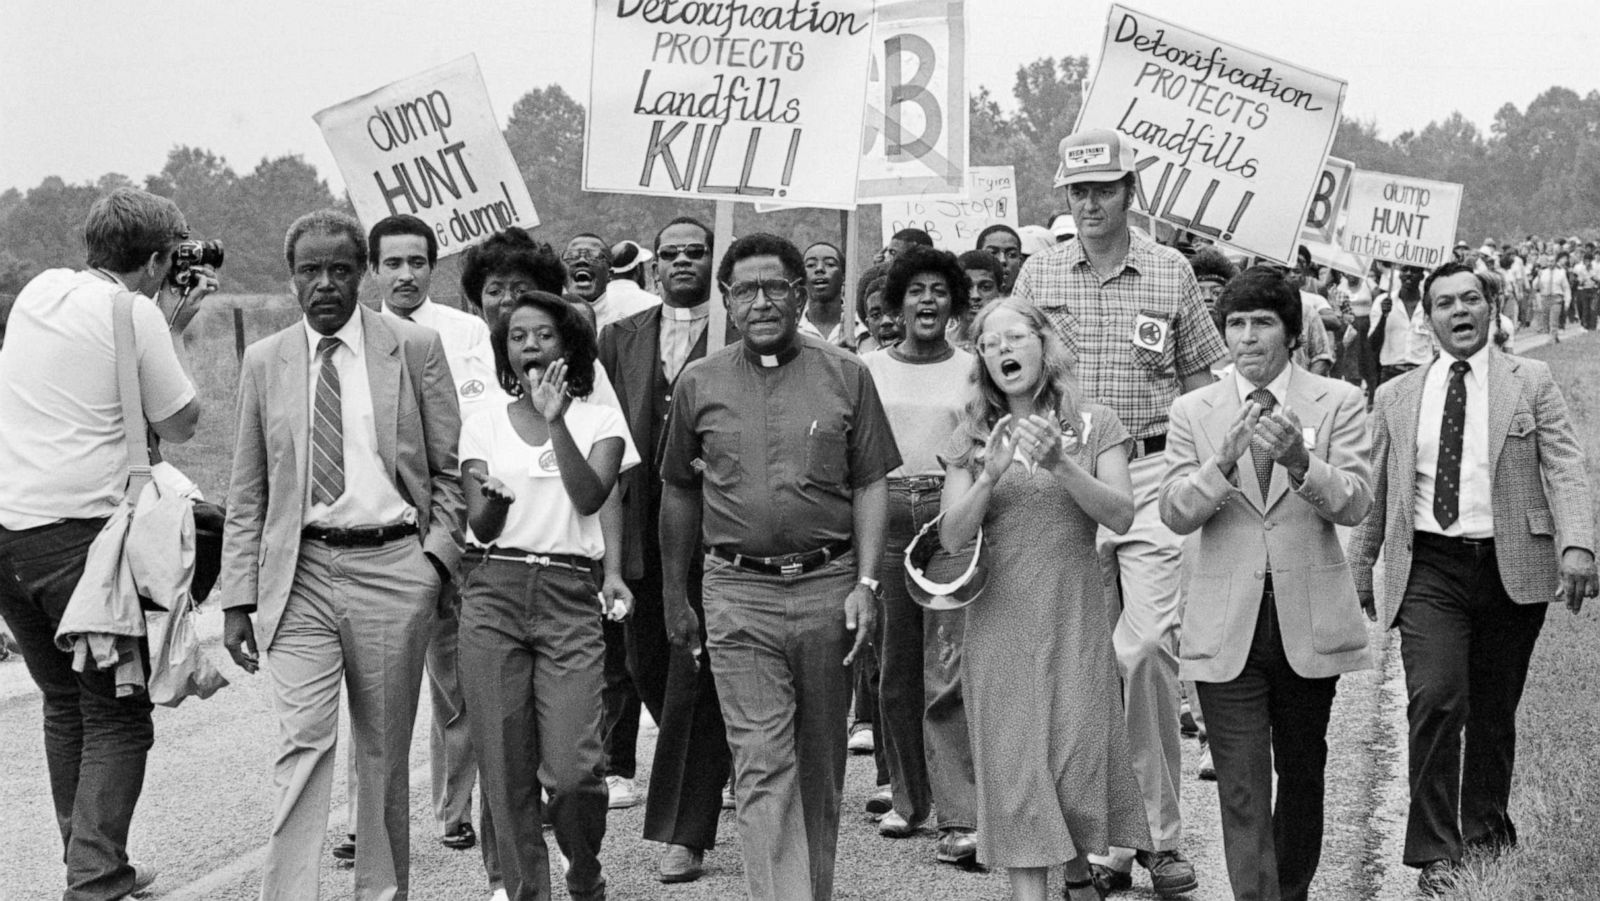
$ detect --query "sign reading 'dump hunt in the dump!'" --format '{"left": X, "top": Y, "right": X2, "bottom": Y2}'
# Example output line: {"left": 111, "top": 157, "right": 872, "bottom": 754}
{"left": 584, "top": 0, "right": 877, "bottom": 208}
{"left": 1339, "top": 171, "right": 1463, "bottom": 269}
{"left": 315, "top": 55, "right": 539, "bottom": 258}
{"left": 1076, "top": 4, "right": 1345, "bottom": 264}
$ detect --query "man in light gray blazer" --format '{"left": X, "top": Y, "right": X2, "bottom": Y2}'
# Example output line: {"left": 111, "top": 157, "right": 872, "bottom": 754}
{"left": 1161, "top": 266, "right": 1372, "bottom": 901}
{"left": 1350, "top": 261, "right": 1596, "bottom": 894}
{"left": 220, "top": 209, "right": 463, "bottom": 901}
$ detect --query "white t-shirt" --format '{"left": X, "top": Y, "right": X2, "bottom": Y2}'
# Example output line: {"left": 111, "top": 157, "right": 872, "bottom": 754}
{"left": 0, "top": 270, "right": 195, "bottom": 528}
{"left": 862, "top": 347, "right": 973, "bottom": 478}
{"left": 459, "top": 400, "right": 640, "bottom": 557}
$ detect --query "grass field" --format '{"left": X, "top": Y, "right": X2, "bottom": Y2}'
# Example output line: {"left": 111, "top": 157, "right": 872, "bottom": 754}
{"left": 1443, "top": 331, "right": 1600, "bottom": 901}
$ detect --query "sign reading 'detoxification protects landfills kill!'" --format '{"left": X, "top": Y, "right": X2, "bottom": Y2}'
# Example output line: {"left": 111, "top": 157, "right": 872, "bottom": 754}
{"left": 880, "top": 166, "right": 1017, "bottom": 250}
{"left": 856, "top": 0, "right": 967, "bottom": 201}
{"left": 1338, "top": 171, "right": 1463, "bottom": 269}
{"left": 584, "top": 0, "right": 877, "bottom": 208}
{"left": 1075, "top": 4, "right": 1346, "bottom": 264}
{"left": 314, "top": 55, "right": 539, "bottom": 258}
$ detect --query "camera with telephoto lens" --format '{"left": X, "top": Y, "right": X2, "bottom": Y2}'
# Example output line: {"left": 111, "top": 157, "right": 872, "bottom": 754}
{"left": 168, "top": 239, "right": 225, "bottom": 289}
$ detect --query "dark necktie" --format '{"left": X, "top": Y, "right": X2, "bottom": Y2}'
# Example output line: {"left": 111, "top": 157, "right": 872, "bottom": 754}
{"left": 1434, "top": 360, "right": 1471, "bottom": 528}
{"left": 311, "top": 336, "right": 345, "bottom": 505}
{"left": 1249, "top": 388, "right": 1277, "bottom": 499}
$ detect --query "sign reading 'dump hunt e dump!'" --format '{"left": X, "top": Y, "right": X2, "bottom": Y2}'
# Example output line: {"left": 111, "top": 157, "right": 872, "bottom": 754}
{"left": 585, "top": 0, "right": 877, "bottom": 208}
{"left": 315, "top": 55, "right": 539, "bottom": 258}
{"left": 1076, "top": 5, "right": 1346, "bottom": 264}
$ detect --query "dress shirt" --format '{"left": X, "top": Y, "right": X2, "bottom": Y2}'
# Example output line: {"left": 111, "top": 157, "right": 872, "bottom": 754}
{"left": 659, "top": 301, "right": 709, "bottom": 379}
{"left": 1414, "top": 344, "right": 1492, "bottom": 539}
{"left": 383, "top": 297, "right": 499, "bottom": 423}
{"left": 797, "top": 308, "right": 854, "bottom": 348}
{"left": 659, "top": 337, "right": 902, "bottom": 557}
{"left": 1368, "top": 294, "right": 1437, "bottom": 367}
{"left": 1233, "top": 362, "right": 1293, "bottom": 409}
{"left": 1011, "top": 229, "right": 1228, "bottom": 440}
{"left": 301, "top": 314, "right": 414, "bottom": 529}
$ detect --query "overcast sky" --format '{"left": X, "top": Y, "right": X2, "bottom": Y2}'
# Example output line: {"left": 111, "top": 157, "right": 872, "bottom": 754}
{"left": 4, "top": 0, "right": 1597, "bottom": 195}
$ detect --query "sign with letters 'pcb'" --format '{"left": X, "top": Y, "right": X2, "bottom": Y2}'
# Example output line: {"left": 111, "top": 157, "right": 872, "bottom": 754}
{"left": 585, "top": 0, "right": 876, "bottom": 208}
{"left": 881, "top": 166, "right": 1017, "bottom": 250}
{"left": 857, "top": 0, "right": 967, "bottom": 200}
{"left": 1076, "top": 5, "right": 1346, "bottom": 264}
{"left": 315, "top": 55, "right": 539, "bottom": 258}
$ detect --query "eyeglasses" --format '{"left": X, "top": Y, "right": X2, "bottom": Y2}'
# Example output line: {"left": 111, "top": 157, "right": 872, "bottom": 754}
{"left": 561, "top": 249, "right": 606, "bottom": 264}
{"left": 722, "top": 278, "right": 802, "bottom": 304}
{"left": 975, "top": 327, "right": 1037, "bottom": 357}
{"left": 657, "top": 243, "right": 709, "bottom": 262}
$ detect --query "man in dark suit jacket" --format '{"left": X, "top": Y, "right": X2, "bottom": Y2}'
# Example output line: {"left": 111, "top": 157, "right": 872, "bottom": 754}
{"left": 220, "top": 209, "right": 463, "bottom": 901}
{"left": 595, "top": 215, "right": 733, "bottom": 884}
{"left": 1351, "top": 261, "right": 1597, "bottom": 895}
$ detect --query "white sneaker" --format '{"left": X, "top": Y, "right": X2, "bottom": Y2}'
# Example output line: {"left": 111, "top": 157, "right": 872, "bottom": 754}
{"left": 1197, "top": 742, "right": 1216, "bottom": 781}
{"left": 489, "top": 888, "right": 509, "bottom": 901}
{"left": 721, "top": 781, "right": 737, "bottom": 810}
{"left": 607, "top": 774, "right": 640, "bottom": 809}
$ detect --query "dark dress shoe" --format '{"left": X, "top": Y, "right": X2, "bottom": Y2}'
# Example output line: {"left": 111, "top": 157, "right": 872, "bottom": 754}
{"left": 1135, "top": 849, "right": 1199, "bottom": 897}
{"left": 331, "top": 834, "right": 355, "bottom": 861}
{"left": 1089, "top": 863, "right": 1132, "bottom": 893}
{"left": 1417, "top": 860, "right": 1457, "bottom": 896}
{"left": 442, "top": 822, "right": 477, "bottom": 850}
{"left": 658, "top": 844, "right": 704, "bottom": 883}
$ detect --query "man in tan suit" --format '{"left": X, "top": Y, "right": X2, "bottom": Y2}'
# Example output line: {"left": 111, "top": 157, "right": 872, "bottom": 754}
{"left": 1160, "top": 266, "right": 1372, "bottom": 901}
{"left": 220, "top": 209, "right": 463, "bottom": 901}
{"left": 1351, "top": 260, "right": 1596, "bottom": 895}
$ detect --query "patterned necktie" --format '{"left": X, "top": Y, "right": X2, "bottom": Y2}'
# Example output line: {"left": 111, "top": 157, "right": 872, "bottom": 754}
{"left": 1249, "top": 388, "right": 1278, "bottom": 499}
{"left": 311, "top": 336, "right": 345, "bottom": 505}
{"left": 1434, "top": 360, "right": 1471, "bottom": 528}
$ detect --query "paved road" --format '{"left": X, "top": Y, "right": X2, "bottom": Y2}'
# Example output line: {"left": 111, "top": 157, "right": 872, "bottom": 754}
{"left": 1, "top": 323, "right": 1579, "bottom": 901}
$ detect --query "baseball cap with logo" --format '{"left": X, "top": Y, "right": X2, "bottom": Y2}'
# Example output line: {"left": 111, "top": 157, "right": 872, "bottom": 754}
{"left": 1054, "top": 128, "right": 1137, "bottom": 188}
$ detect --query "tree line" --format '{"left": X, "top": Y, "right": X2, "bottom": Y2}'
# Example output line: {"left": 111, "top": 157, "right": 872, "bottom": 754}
{"left": 4, "top": 58, "right": 1598, "bottom": 297}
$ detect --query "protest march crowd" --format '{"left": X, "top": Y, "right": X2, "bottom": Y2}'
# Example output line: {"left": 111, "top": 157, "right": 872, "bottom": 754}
{"left": 1, "top": 120, "right": 1598, "bottom": 901}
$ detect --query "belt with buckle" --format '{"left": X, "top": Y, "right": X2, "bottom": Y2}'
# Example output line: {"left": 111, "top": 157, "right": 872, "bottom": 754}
{"left": 1416, "top": 532, "right": 1494, "bottom": 550}
{"left": 467, "top": 547, "right": 595, "bottom": 573}
{"left": 706, "top": 539, "right": 853, "bottom": 577}
{"left": 301, "top": 522, "right": 418, "bottom": 547}
{"left": 889, "top": 476, "right": 945, "bottom": 491}
{"left": 1130, "top": 433, "right": 1167, "bottom": 460}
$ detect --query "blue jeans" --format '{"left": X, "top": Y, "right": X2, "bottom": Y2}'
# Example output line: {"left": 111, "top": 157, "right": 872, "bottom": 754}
{"left": 877, "top": 480, "right": 977, "bottom": 830}
{"left": 0, "top": 518, "right": 154, "bottom": 901}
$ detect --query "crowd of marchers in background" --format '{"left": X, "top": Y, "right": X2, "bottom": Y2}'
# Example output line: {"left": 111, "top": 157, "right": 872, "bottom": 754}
{"left": 1, "top": 126, "right": 1596, "bottom": 901}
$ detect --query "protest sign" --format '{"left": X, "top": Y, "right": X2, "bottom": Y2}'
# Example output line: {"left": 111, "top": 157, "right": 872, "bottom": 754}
{"left": 881, "top": 165, "right": 1017, "bottom": 250}
{"left": 584, "top": 0, "right": 876, "bottom": 208}
{"left": 1339, "top": 171, "right": 1463, "bottom": 268}
{"left": 314, "top": 55, "right": 538, "bottom": 257}
{"left": 1302, "top": 156, "right": 1353, "bottom": 245}
{"left": 857, "top": 0, "right": 967, "bottom": 200}
{"left": 1076, "top": 4, "right": 1346, "bottom": 263}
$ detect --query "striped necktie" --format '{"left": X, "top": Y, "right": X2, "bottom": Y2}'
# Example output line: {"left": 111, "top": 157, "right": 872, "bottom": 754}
{"left": 311, "top": 336, "right": 345, "bottom": 505}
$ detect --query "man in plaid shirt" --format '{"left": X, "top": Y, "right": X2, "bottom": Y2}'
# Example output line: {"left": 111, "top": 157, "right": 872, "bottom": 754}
{"left": 1013, "top": 128, "right": 1227, "bottom": 897}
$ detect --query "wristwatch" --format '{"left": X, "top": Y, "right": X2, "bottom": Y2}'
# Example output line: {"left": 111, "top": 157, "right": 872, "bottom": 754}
{"left": 857, "top": 577, "right": 881, "bottom": 593}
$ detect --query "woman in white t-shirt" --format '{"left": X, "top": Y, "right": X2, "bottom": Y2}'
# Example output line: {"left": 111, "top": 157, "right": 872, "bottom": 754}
{"left": 457, "top": 290, "right": 639, "bottom": 901}
{"left": 859, "top": 246, "right": 980, "bottom": 863}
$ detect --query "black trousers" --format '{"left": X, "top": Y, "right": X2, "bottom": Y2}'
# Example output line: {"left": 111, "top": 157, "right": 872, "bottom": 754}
{"left": 625, "top": 552, "right": 733, "bottom": 850}
{"left": 1195, "top": 579, "right": 1338, "bottom": 901}
{"left": 1396, "top": 533, "right": 1547, "bottom": 867}
{"left": 0, "top": 518, "right": 153, "bottom": 901}
{"left": 601, "top": 618, "right": 642, "bottom": 778}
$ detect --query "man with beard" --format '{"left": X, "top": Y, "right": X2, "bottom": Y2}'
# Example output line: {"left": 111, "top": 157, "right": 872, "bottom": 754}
{"left": 565, "top": 234, "right": 657, "bottom": 329}
{"left": 596, "top": 216, "right": 736, "bottom": 884}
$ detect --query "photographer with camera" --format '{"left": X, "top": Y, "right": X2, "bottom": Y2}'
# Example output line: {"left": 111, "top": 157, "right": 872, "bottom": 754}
{"left": 0, "top": 187, "right": 217, "bottom": 901}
